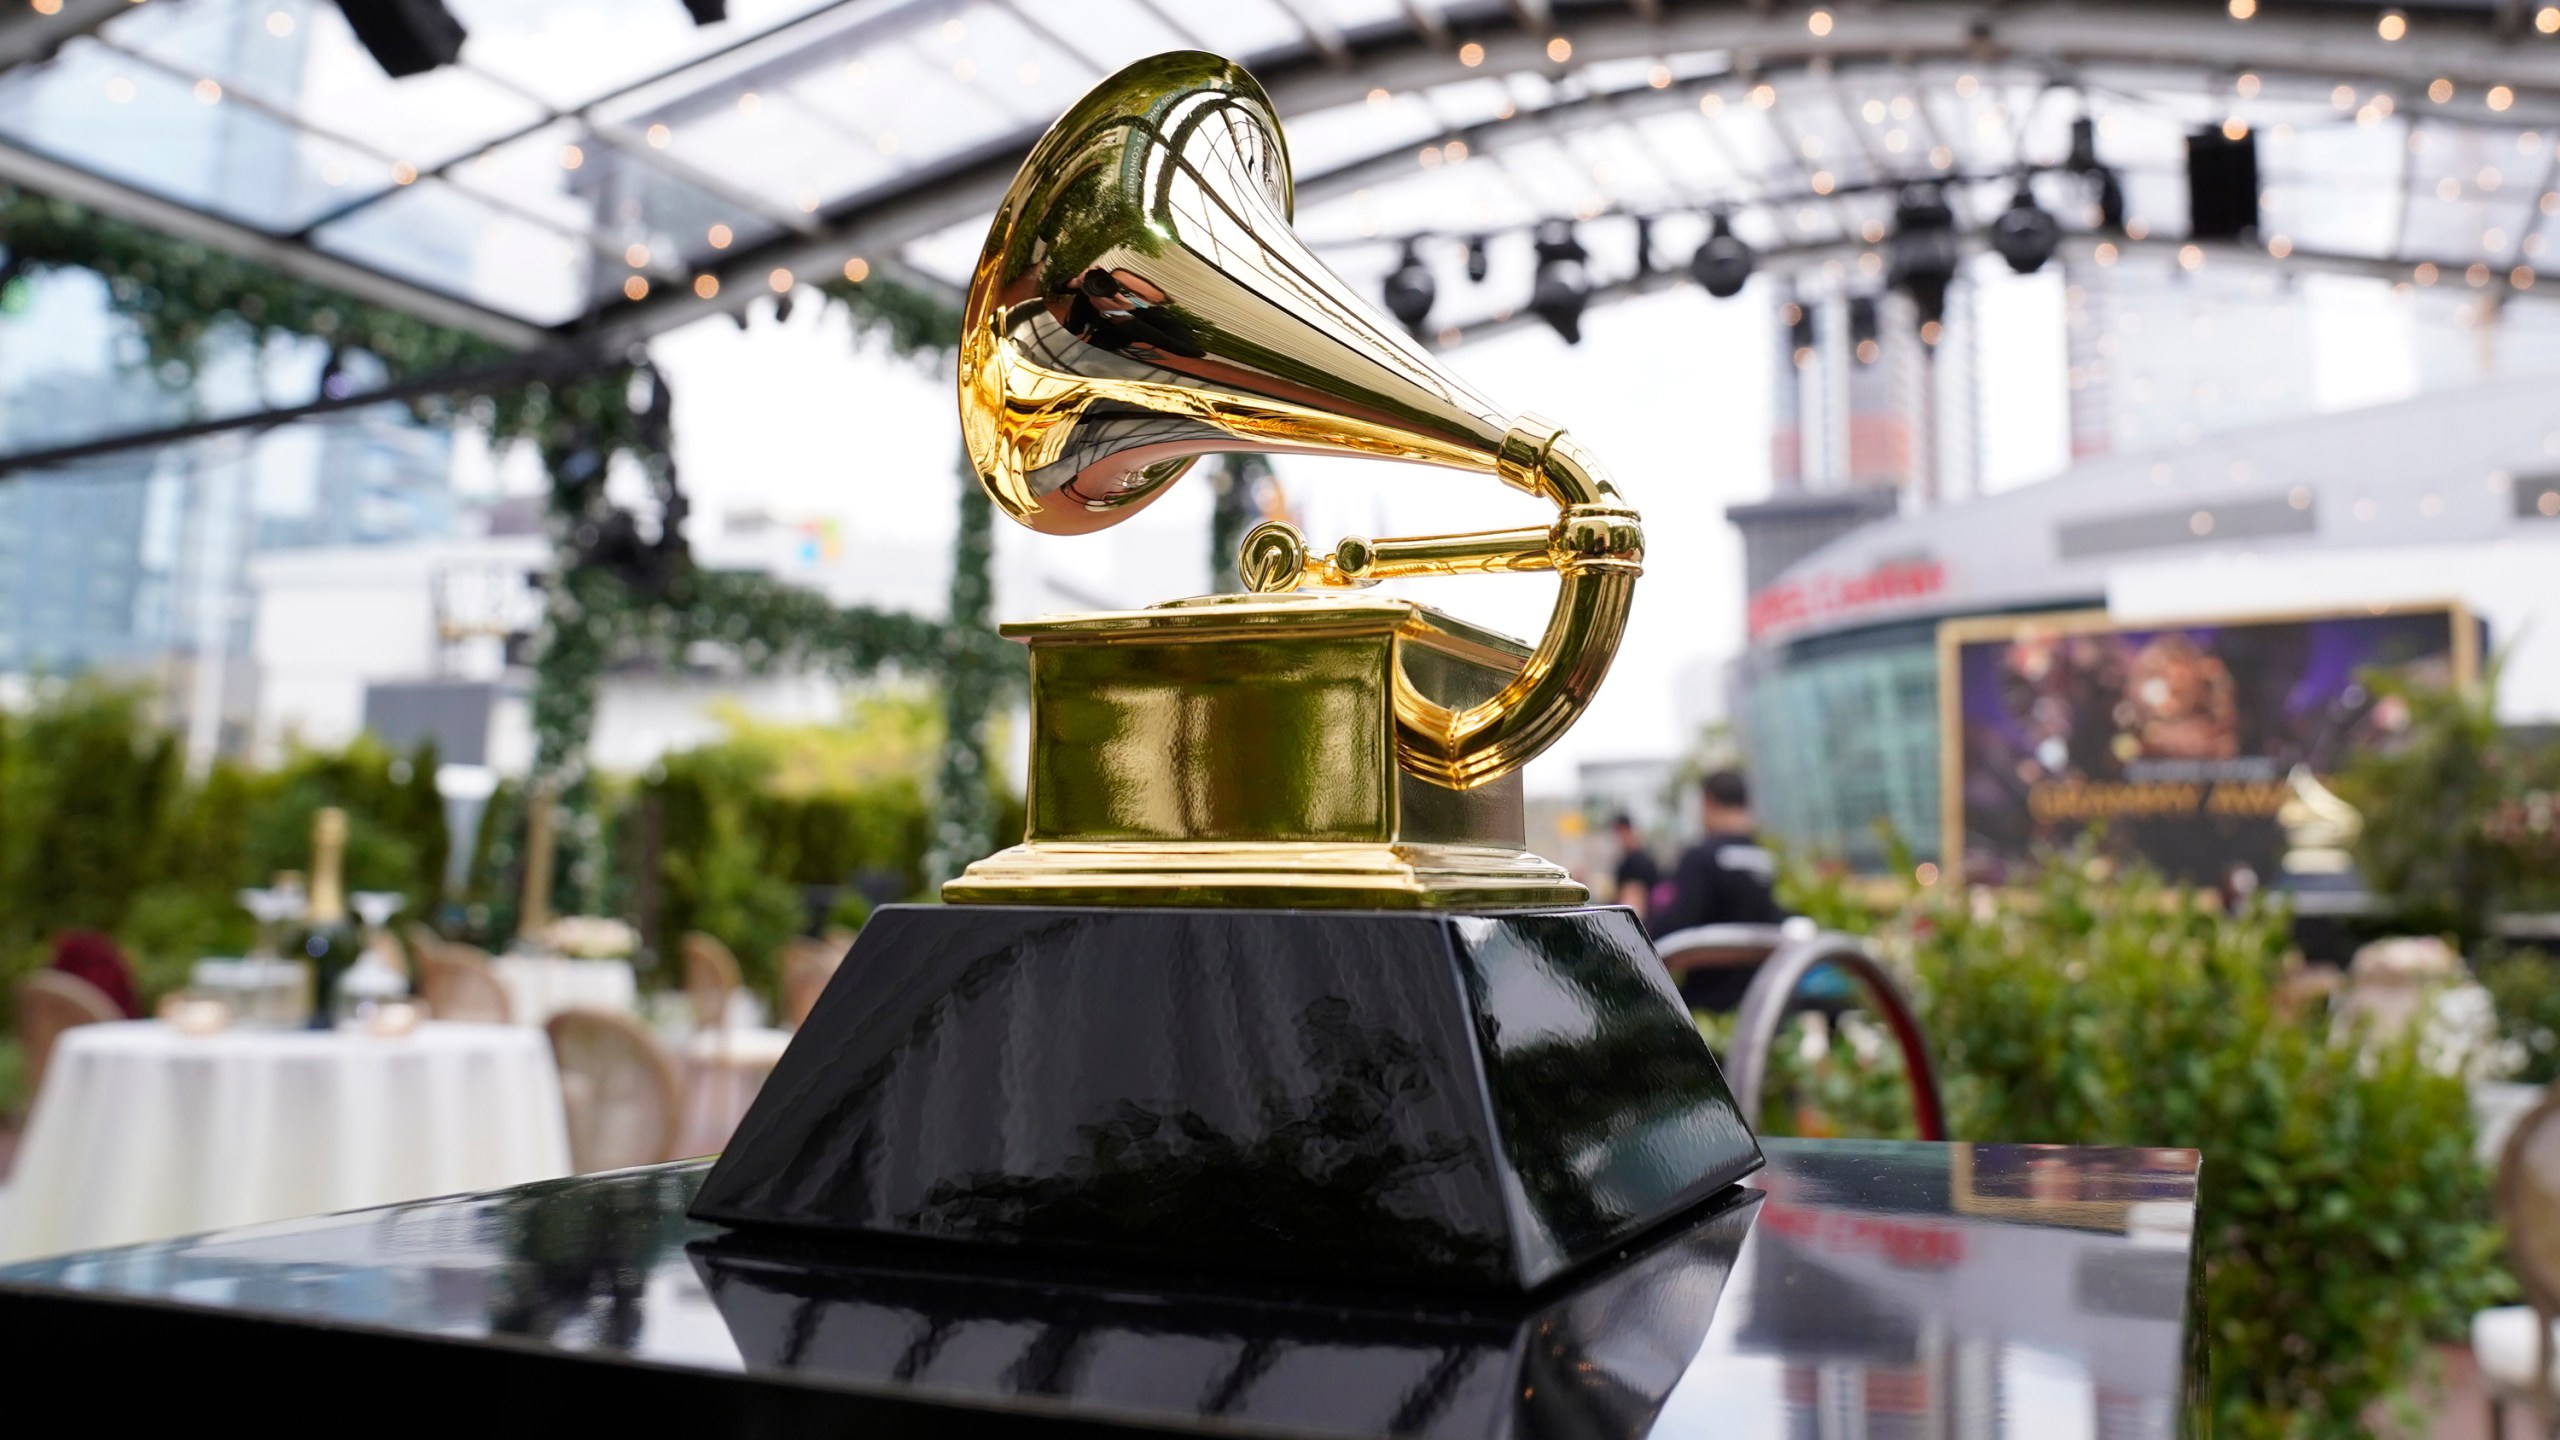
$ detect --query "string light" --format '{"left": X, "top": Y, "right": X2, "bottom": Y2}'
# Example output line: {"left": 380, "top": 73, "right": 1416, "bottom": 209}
{"left": 693, "top": 275, "right": 718, "bottom": 298}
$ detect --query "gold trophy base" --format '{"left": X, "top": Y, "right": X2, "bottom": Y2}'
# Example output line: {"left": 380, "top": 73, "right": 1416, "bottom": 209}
{"left": 945, "top": 593, "right": 1588, "bottom": 910}
{"left": 944, "top": 840, "right": 1583, "bottom": 909}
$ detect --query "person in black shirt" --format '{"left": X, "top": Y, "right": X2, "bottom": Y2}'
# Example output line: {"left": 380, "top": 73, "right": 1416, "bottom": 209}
{"left": 1652, "top": 768, "right": 1789, "bottom": 1010}
{"left": 1608, "top": 813, "right": 1662, "bottom": 926}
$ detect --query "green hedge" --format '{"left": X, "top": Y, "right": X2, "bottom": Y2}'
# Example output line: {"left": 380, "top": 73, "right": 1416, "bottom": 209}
{"left": 0, "top": 681, "right": 447, "bottom": 1005}
{"left": 1769, "top": 848, "right": 2507, "bottom": 1440}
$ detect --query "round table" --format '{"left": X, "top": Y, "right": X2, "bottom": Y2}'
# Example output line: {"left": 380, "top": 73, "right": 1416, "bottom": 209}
{"left": 0, "top": 1020, "right": 571, "bottom": 1262}
{"left": 491, "top": 954, "right": 637, "bottom": 1027}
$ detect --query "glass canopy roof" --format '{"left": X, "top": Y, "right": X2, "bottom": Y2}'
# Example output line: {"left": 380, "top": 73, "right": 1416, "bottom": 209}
{"left": 1, "top": 0, "right": 2556, "bottom": 352}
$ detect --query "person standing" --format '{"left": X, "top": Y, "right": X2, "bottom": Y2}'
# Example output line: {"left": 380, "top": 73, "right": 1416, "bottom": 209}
{"left": 1608, "top": 813, "right": 1662, "bottom": 925}
{"left": 1652, "top": 769, "right": 1788, "bottom": 1009}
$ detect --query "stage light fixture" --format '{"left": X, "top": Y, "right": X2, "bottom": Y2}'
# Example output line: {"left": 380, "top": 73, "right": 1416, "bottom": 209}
{"left": 1465, "top": 234, "right": 1489, "bottom": 283}
{"left": 1990, "top": 180, "right": 2060, "bottom": 273}
{"left": 1529, "top": 221, "right": 1591, "bottom": 344}
{"left": 1689, "top": 211, "right": 1756, "bottom": 298}
{"left": 682, "top": 0, "right": 728, "bottom": 23}
{"left": 1888, "top": 185, "right": 1959, "bottom": 335}
{"left": 2187, "top": 125, "right": 2260, "bottom": 241}
{"left": 1383, "top": 240, "right": 1436, "bottom": 334}
{"left": 330, "top": 0, "right": 466, "bottom": 78}
{"left": 1786, "top": 298, "right": 1817, "bottom": 355}
{"left": 1848, "top": 295, "right": 1880, "bottom": 362}
{"left": 2067, "top": 115, "right": 2103, "bottom": 175}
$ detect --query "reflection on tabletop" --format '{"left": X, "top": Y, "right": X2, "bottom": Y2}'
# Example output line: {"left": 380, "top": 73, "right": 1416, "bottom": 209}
{"left": 0, "top": 1139, "right": 2199, "bottom": 1439}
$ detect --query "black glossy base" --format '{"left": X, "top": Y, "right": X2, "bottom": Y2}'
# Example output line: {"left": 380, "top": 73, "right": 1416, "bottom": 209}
{"left": 691, "top": 904, "right": 1762, "bottom": 1292}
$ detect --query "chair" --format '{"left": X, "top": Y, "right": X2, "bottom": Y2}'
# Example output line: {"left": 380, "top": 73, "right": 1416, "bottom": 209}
{"left": 780, "top": 935, "right": 844, "bottom": 1031}
{"left": 681, "top": 931, "right": 742, "bottom": 1033}
{"left": 16, "top": 970, "right": 122, "bottom": 1109}
{"left": 417, "top": 942, "right": 513, "bottom": 1025}
{"left": 1655, "top": 922, "right": 1791, "bottom": 1012}
{"left": 546, "top": 1010, "right": 685, "bottom": 1172}
{"left": 2482, "top": 1087, "right": 2560, "bottom": 1437}
{"left": 677, "top": 930, "right": 793, "bottom": 1155}
{"left": 1723, "top": 930, "right": 1947, "bottom": 1142}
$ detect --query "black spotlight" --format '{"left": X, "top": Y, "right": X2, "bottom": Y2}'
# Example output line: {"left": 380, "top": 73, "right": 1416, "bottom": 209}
{"left": 1848, "top": 294, "right": 1880, "bottom": 360}
{"left": 1529, "top": 221, "right": 1591, "bottom": 344}
{"left": 1785, "top": 298, "right": 1816, "bottom": 355}
{"left": 1383, "top": 240, "right": 1436, "bottom": 335}
{"left": 1689, "top": 210, "right": 1756, "bottom": 298}
{"left": 1990, "top": 179, "right": 2060, "bottom": 274}
{"left": 1888, "top": 185, "right": 1960, "bottom": 334}
{"left": 1465, "top": 234, "right": 1490, "bottom": 283}
{"left": 331, "top": 0, "right": 466, "bottom": 78}
{"left": 2187, "top": 126, "right": 2260, "bottom": 241}
{"left": 2094, "top": 169, "right": 2127, "bottom": 233}
{"left": 682, "top": 0, "right": 728, "bottom": 22}
{"left": 2066, "top": 115, "right": 2103, "bottom": 176}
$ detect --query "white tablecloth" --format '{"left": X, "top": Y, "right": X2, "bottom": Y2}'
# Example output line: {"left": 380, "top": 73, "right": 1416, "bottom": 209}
{"left": 492, "top": 955, "right": 637, "bottom": 1027}
{"left": 0, "top": 1020, "right": 571, "bottom": 1261}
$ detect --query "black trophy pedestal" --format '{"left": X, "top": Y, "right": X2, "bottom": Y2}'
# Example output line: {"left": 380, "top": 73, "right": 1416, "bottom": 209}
{"left": 690, "top": 904, "right": 1761, "bottom": 1292}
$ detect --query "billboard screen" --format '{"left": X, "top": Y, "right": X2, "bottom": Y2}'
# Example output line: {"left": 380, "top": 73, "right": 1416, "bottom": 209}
{"left": 1939, "top": 605, "right": 2474, "bottom": 885}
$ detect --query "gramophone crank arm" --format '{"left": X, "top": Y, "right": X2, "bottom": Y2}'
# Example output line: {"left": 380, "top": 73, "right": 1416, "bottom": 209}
{"left": 1237, "top": 418, "right": 1645, "bottom": 790}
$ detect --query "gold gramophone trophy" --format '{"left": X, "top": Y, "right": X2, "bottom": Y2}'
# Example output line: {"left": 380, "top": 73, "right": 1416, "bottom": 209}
{"left": 694, "top": 52, "right": 1760, "bottom": 1293}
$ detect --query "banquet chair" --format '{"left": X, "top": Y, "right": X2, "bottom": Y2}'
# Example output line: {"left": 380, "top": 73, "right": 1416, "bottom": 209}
{"left": 402, "top": 922, "right": 444, "bottom": 957}
{"left": 681, "top": 931, "right": 742, "bottom": 1033}
{"left": 2482, "top": 1086, "right": 2560, "bottom": 1437}
{"left": 545, "top": 1010, "right": 685, "bottom": 1172}
{"left": 676, "top": 931, "right": 793, "bottom": 1156}
{"left": 1654, "top": 923, "right": 1790, "bottom": 1013}
{"left": 417, "top": 943, "right": 513, "bottom": 1025}
{"left": 1723, "top": 930, "right": 1947, "bottom": 1143}
{"left": 15, "top": 970, "right": 122, "bottom": 1109}
{"left": 780, "top": 936, "right": 844, "bottom": 1031}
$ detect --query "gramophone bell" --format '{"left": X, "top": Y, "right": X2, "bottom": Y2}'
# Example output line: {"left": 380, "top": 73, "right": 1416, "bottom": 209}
{"left": 961, "top": 51, "right": 1517, "bottom": 536}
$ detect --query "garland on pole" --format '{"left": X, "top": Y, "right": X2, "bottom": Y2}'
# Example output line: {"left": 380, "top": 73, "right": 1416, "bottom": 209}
{"left": 926, "top": 448, "right": 1003, "bottom": 885}
{"left": 3, "top": 184, "right": 1022, "bottom": 889}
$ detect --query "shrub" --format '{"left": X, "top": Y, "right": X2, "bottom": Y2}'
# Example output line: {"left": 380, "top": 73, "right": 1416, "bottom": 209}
{"left": 1771, "top": 847, "right": 2508, "bottom": 1440}
{"left": 2340, "top": 669, "right": 2560, "bottom": 944}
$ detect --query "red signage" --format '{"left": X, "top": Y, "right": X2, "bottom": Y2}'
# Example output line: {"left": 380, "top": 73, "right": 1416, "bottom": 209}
{"left": 1749, "top": 557, "right": 1948, "bottom": 640}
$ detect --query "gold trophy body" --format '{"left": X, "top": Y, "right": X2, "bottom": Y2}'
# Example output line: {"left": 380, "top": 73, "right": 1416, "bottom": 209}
{"left": 693, "top": 52, "right": 1757, "bottom": 1296}
{"left": 946, "top": 50, "right": 1644, "bottom": 910}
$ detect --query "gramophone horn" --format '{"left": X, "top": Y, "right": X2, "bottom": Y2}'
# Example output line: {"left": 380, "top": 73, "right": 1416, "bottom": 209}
{"left": 961, "top": 51, "right": 1645, "bottom": 788}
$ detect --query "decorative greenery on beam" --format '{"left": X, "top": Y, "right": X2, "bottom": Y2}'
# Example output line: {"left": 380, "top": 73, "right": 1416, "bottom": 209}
{"left": 3, "top": 183, "right": 1021, "bottom": 892}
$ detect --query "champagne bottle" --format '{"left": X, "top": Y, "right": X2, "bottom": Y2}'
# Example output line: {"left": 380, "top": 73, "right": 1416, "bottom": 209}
{"left": 295, "top": 808, "right": 360, "bottom": 1028}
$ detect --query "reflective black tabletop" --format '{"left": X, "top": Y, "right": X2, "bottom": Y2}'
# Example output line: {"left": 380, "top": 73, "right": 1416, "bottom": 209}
{"left": 0, "top": 1139, "right": 2200, "bottom": 1437}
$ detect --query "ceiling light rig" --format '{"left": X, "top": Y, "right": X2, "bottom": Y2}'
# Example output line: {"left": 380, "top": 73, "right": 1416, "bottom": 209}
{"left": 1888, "top": 185, "right": 1961, "bottom": 340}
{"left": 1529, "top": 221, "right": 1592, "bottom": 344}
{"left": 1990, "top": 179, "right": 2061, "bottom": 274}
{"left": 1690, "top": 211, "right": 1756, "bottom": 297}
{"left": 1382, "top": 239, "right": 1436, "bottom": 335}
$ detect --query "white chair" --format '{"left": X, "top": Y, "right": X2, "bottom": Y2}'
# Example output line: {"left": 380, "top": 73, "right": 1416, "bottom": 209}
{"left": 546, "top": 1010, "right": 684, "bottom": 1173}
{"left": 675, "top": 932, "right": 792, "bottom": 1155}
{"left": 16, "top": 970, "right": 122, "bottom": 1109}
